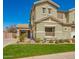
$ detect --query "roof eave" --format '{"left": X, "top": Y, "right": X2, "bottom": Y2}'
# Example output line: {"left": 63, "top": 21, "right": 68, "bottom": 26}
{"left": 35, "top": 16, "right": 73, "bottom": 27}
{"left": 34, "top": 0, "right": 60, "bottom": 8}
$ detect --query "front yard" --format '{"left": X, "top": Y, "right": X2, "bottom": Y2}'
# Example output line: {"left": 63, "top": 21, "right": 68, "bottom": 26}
{"left": 3, "top": 44, "right": 75, "bottom": 59}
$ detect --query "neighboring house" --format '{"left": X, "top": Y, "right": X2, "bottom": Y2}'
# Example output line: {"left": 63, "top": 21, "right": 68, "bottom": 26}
{"left": 30, "top": 0, "right": 75, "bottom": 41}
{"left": 17, "top": 24, "right": 31, "bottom": 39}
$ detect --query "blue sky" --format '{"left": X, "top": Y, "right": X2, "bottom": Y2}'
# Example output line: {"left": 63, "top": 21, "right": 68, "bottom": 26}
{"left": 3, "top": 0, "right": 75, "bottom": 28}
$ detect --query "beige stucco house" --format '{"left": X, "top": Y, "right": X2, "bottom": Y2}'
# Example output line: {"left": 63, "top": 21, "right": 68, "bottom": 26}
{"left": 30, "top": 0, "right": 75, "bottom": 41}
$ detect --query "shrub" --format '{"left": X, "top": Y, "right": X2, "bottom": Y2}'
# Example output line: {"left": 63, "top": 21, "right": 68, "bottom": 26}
{"left": 64, "top": 39, "right": 70, "bottom": 43}
{"left": 55, "top": 40, "right": 59, "bottom": 44}
{"left": 42, "top": 38, "right": 47, "bottom": 43}
{"left": 19, "top": 33, "right": 26, "bottom": 42}
{"left": 35, "top": 38, "right": 41, "bottom": 43}
{"left": 72, "top": 38, "right": 75, "bottom": 43}
{"left": 49, "top": 40, "right": 54, "bottom": 43}
{"left": 55, "top": 39, "right": 63, "bottom": 44}
{"left": 59, "top": 39, "right": 64, "bottom": 43}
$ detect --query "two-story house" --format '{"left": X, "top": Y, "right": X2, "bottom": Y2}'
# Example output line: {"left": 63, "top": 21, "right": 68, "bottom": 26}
{"left": 30, "top": 0, "right": 75, "bottom": 41}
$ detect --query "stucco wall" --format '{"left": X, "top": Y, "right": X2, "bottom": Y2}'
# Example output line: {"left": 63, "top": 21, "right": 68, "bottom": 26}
{"left": 69, "top": 10, "right": 75, "bottom": 24}
{"left": 35, "top": 2, "right": 57, "bottom": 21}
{"left": 62, "top": 26, "right": 71, "bottom": 39}
{"left": 57, "top": 12, "right": 67, "bottom": 23}
{"left": 31, "top": 1, "right": 75, "bottom": 40}
{"left": 35, "top": 18, "right": 71, "bottom": 40}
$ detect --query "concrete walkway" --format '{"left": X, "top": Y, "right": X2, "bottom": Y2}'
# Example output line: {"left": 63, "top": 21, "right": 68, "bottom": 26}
{"left": 17, "top": 52, "right": 75, "bottom": 59}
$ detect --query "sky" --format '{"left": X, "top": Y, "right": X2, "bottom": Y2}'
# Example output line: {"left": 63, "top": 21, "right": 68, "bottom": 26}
{"left": 3, "top": 0, "right": 75, "bottom": 28}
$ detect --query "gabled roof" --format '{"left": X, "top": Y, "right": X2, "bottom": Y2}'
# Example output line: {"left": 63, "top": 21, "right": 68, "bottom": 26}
{"left": 35, "top": 16, "right": 74, "bottom": 26}
{"left": 34, "top": 0, "right": 60, "bottom": 8}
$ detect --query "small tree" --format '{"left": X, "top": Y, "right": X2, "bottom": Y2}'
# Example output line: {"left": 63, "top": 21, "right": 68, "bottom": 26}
{"left": 19, "top": 33, "right": 26, "bottom": 42}
{"left": 5, "top": 25, "right": 17, "bottom": 33}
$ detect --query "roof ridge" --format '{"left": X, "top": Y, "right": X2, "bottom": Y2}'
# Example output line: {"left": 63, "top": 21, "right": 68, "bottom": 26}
{"left": 34, "top": 0, "right": 60, "bottom": 8}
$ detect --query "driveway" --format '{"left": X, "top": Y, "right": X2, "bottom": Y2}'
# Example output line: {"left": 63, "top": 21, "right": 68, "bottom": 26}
{"left": 18, "top": 52, "right": 75, "bottom": 59}
{"left": 3, "top": 38, "right": 17, "bottom": 47}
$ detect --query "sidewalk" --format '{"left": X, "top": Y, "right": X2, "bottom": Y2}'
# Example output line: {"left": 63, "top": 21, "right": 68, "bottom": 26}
{"left": 17, "top": 52, "right": 75, "bottom": 59}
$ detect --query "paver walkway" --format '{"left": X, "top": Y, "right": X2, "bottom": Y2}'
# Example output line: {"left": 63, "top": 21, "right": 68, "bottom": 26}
{"left": 18, "top": 52, "right": 75, "bottom": 59}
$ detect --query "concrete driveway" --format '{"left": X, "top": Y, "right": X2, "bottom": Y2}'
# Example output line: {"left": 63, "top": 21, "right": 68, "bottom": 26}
{"left": 3, "top": 38, "right": 17, "bottom": 47}
{"left": 18, "top": 52, "right": 75, "bottom": 59}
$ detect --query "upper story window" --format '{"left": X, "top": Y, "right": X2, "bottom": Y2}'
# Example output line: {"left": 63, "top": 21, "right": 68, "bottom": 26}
{"left": 42, "top": 8, "right": 46, "bottom": 13}
{"left": 57, "top": 13, "right": 63, "bottom": 19}
{"left": 48, "top": 8, "right": 52, "bottom": 14}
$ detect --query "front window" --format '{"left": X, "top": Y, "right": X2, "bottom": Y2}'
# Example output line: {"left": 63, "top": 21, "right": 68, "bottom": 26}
{"left": 48, "top": 8, "right": 52, "bottom": 14}
{"left": 45, "top": 27, "right": 55, "bottom": 36}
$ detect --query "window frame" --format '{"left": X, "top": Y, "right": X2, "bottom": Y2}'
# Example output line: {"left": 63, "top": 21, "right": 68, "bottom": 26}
{"left": 42, "top": 8, "right": 46, "bottom": 13}
{"left": 45, "top": 27, "right": 55, "bottom": 36}
{"left": 48, "top": 8, "right": 52, "bottom": 14}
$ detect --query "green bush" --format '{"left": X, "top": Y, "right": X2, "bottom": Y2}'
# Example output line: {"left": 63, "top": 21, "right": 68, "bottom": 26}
{"left": 35, "top": 38, "right": 41, "bottom": 43}
{"left": 19, "top": 34, "right": 26, "bottom": 42}
{"left": 49, "top": 40, "right": 54, "bottom": 43}
{"left": 59, "top": 39, "right": 64, "bottom": 43}
{"left": 64, "top": 39, "right": 70, "bottom": 43}
{"left": 55, "top": 40, "right": 59, "bottom": 44}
